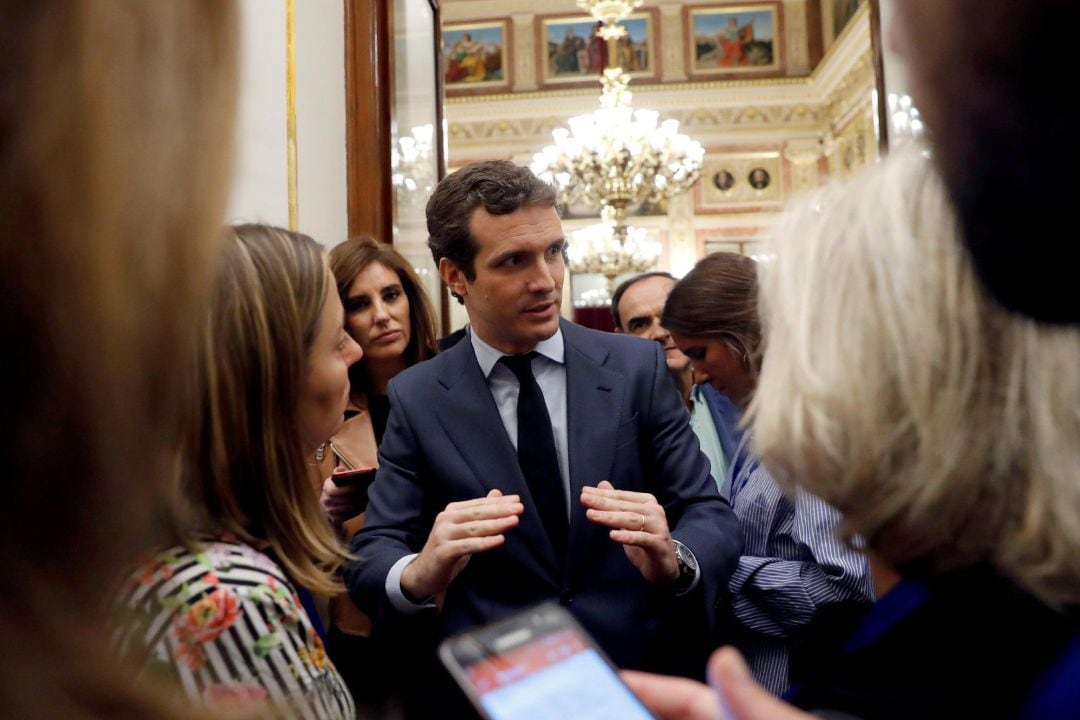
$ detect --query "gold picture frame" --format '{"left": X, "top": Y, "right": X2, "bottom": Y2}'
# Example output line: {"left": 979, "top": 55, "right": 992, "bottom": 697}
{"left": 685, "top": 3, "right": 783, "bottom": 79}
{"left": 443, "top": 19, "right": 512, "bottom": 96}
{"left": 536, "top": 10, "right": 659, "bottom": 88}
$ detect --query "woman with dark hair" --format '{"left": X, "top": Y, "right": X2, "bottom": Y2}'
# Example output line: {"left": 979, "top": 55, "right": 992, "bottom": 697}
{"left": 316, "top": 235, "right": 439, "bottom": 705}
{"left": 316, "top": 236, "right": 438, "bottom": 504}
{"left": 662, "top": 252, "right": 872, "bottom": 696}
{"left": 331, "top": 236, "right": 438, "bottom": 438}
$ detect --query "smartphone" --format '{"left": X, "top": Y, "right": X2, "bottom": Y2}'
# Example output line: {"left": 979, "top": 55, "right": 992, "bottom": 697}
{"left": 329, "top": 466, "right": 377, "bottom": 513}
{"left": 330, "top": 466, "right": 376, "bottom": 487}
{"left": 439, "top": 602, "right": 657, "bottom": 720}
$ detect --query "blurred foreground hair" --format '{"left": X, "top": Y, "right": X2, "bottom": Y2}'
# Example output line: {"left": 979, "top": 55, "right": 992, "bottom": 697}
{"left": 1, "top": 2, "right": 237, "bottom": 717}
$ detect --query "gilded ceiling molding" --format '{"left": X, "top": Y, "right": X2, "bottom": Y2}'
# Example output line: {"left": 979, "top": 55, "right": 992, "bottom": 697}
{"left": 449, "top": 116, "right": 569, "bottom": 141}
{"left": 825, "top": 54, "right": 875, "bottom": 128}
{"left": 446, "top": 76, "right": 811, "bottom": 107}
{"left": 451, "top": 105, "right": 859, "bottom": 165}
{"left": 676, "top": 104, "right": 824, "bottom": 128}
{"left": 449, "top": 99, "right": 827, "bottom": 147}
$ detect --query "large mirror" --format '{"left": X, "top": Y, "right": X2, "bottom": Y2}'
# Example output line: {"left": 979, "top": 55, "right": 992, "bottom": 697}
{"left": 345, "top": 0, "right": 448, "bottom": 332}
{"left": 392, "top": 0, "right": 447, "bottom": 331}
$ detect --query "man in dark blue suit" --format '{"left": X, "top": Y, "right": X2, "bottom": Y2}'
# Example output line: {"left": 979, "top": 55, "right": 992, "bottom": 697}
{"left": 612, "top": 272, "right": 743, "bottom": 494}
{"left": 346, "top": 161, "right": 741, "bottom": 683}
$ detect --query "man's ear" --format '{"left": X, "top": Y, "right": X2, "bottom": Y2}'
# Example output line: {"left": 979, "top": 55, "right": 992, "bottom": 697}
{"left": 439, "top": 257, "right": 468, "bottom": 300}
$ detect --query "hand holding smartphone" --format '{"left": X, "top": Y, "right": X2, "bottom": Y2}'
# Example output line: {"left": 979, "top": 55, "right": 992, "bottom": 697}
{"left": 440, "top": 603, "right": 657, "bottom": 720}
{"left": 327, "top": 466, "right": 377, "bottom": 517}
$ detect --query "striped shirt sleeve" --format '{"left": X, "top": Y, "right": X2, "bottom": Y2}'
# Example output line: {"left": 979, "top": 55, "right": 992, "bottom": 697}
{"left": 729, "top": 465, "right": 873, "bottom": 638}
{"left": 119, "top": 540, "right": 355, "bottom": 719}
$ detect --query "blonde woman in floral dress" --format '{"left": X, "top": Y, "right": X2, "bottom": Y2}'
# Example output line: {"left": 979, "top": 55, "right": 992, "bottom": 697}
{"left": 120, "top": 225, "right": 362, "bottom": 718}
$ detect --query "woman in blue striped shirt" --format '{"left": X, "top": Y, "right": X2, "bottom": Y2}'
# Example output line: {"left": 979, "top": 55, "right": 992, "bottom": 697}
{"left": 663, "top": 252, "right": 873, "bottom": 695}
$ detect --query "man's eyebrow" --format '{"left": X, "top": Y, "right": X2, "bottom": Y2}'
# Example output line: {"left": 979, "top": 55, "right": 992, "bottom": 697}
{"left": 488, "top": 248, "right": 521, "bottom": 264}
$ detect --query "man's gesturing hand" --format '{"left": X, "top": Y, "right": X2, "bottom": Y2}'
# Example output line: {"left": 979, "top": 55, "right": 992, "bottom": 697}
{"left": 400, "top": 489, "right": 523, "bottom": 601}
{"left": 580, "top": 480, "right": 678, "bottom": 584}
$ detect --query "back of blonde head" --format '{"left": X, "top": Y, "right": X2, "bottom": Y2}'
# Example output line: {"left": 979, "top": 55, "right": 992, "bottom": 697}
{"left": 1, "top": 2, "right": 236, "bottom": 717}
{"left": 753, "top": 150, "right": 1080, "bottom": 607}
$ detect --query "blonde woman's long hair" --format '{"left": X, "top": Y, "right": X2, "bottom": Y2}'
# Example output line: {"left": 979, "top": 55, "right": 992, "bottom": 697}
{"left": 181, "top": 224, "right": 348, "bottom": 595}
{"left": 753, "top": 150, "right": 1080, "bottom": 608}
{"left": 0, "top": 2, "right": 237, "bottom": 717}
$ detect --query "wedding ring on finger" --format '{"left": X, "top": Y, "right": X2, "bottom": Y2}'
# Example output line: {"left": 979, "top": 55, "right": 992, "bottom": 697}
{"left": 637, "top": 513, "right": 646, "bottom": 532}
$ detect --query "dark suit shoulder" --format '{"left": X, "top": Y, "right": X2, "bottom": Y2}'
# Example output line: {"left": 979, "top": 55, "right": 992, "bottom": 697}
{"left": 561, "top": 319, "right": 661, "bottom": 365}
{"left": 385, "top": 354, "right": 436, "bottom": 390}
{"left": 385, "top": 340, "right": 465, "bottom": 398}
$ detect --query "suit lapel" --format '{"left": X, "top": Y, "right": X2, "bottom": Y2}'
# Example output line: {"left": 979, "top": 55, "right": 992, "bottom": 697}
{"left": 432, "top": 338, "right": 561, "bottom": 578}
{"left": 562, "top": 322, "right": 624, "bottom": 568}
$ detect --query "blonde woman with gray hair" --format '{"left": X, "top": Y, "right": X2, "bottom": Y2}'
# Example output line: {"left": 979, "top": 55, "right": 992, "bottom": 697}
{"left": 624, "top": 150, "right": 1080, "bottom": 719}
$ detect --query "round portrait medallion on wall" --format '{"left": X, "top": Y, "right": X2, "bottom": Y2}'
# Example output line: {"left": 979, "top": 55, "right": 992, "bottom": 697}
{"left": 713, "top": 169, "right": 735, "bottom": 192}
{"left": 748, "top": 167, "right": 770, "bottom": 190}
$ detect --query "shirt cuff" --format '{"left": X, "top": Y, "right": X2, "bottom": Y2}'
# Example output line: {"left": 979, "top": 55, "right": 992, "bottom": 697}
{"left": 673, "top": 539, "right": 701, "bottom": 596}
{"left": 385, "top": 553, "right": 437, "bottom": 614}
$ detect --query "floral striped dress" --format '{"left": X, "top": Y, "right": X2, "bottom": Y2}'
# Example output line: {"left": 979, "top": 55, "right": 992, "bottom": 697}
{"left": 119, "top": 539, "right": 355, "bottom": 719}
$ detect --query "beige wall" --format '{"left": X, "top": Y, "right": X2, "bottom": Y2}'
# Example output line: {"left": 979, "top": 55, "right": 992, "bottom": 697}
{"left": 227, "top": 0, "right": 349, "bottom": 249}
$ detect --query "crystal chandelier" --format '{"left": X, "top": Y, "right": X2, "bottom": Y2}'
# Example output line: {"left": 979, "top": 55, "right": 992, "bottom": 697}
{"left": 569, "top": 206, "right": 661, "bottom": 294}
{"left": 531, "top": 0, "right": 702, "bottom": 291}
{"left": 535, "top": 89, "right": 704, "bottom": 232}
{"left": 391, "top": 123, "right": 435, "bottom": 201}
{"left": 886, "top": 93, "right": 925, "bottom": 151}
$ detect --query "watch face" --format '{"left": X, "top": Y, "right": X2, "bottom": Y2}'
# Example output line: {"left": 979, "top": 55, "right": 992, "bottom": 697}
{"left": 675, "top": 542, "right": 697, "bottom": 572}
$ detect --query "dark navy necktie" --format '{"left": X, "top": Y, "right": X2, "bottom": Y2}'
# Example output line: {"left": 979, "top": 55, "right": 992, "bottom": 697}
{"left": 499, "top": 352, "right": 567, "bottom": 557}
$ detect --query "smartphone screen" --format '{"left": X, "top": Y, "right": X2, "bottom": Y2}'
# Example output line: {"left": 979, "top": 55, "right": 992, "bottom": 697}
{"left": 441, "top": 604, "right": 656, "bottom": 720}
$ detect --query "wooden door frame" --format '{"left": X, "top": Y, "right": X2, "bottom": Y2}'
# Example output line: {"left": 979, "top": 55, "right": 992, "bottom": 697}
{"left": 344, "top": 0, "right": 449, "bottom": 331}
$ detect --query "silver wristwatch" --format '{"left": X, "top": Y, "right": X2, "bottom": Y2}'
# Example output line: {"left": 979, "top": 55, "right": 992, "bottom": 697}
{"left": 672, "top": 540, "right": 698, "bottom": 593}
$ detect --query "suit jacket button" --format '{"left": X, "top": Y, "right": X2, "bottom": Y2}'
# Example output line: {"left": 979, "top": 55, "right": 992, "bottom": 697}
{"left": 559, "top": 591, "right": 574, "bottom": 605}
